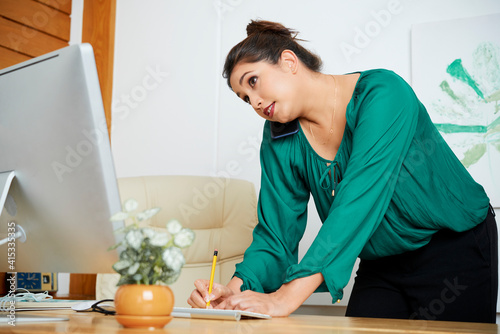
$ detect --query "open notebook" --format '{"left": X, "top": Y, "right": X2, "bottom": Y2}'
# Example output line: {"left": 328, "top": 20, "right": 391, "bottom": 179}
{"left": 0, "top": 314, "right": 69, "bottom": 324}
{"left": 172, "top": 307, "right": 271, "bottom": 321}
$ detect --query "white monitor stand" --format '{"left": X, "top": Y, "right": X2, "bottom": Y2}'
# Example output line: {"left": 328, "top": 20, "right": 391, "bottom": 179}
{"left": 0, "top": 171, "right": 26, "bottom": 246}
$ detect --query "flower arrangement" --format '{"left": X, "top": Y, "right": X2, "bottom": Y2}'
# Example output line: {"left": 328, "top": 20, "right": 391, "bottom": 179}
{"left": 109, "top": 199, "right": 195, "bottom": 286}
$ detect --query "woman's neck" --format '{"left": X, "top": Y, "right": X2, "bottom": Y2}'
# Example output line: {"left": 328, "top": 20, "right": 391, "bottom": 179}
{"left": 297, "top": 71, "right": 360, "bottom": 155}
{"left": 299, "top": 72, "right": 338, "bottom": 128}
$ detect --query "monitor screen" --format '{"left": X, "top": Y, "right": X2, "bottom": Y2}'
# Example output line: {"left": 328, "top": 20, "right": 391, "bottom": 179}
{"left": 0, "top": 44, "right": 123, "bottom": 273}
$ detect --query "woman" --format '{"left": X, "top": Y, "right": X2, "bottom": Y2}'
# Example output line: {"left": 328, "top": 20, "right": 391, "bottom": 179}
{"left": 187, "top": 20, "right": 498, "bottom": 323}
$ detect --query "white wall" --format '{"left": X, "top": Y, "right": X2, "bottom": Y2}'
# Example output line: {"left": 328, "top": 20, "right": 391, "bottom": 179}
{"left": 109, "top": 0, "right": 500, "bottom": 310}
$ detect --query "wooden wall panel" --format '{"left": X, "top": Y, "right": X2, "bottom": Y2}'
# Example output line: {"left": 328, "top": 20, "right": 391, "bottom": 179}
{"left": 0, "top": 0, "right": 71, "bottom": 70}
{"left": 36, "top": 0, "right": 72, "bottom": 15}
{"left": 82, "top": 0, "right": 116, "bottom": 139}
{"left": 0, "top": 45, "right": 31, "bottom": 69}
{"left": 0, "top": 17, "right": 67, "bottom": 58}
{"left": 0, "top": 0, "right": 70, "bottom": 41}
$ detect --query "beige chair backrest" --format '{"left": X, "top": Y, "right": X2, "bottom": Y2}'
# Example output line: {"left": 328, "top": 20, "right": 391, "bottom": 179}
{"left": 96, "top": 175, "right": 258, "bottom": 307}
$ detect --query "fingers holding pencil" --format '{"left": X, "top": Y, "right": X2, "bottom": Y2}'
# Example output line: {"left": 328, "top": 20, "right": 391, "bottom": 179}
{"left": 187, "top": 249, "right": 241, "bottom": 309}
{"left": 188, "top": 280, "right": 232, "bottom": 309}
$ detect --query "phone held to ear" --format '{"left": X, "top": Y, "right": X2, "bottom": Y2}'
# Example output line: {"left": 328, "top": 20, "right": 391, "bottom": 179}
{"left": 270, "top": 119, "right": 299, "bottom": 139}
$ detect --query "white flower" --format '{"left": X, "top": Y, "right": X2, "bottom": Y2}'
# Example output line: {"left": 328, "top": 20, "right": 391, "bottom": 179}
{"left": 123, "top": 199, "right": 139, "bottom": 212}
{"left": 173, "top": 228, "right": 195, "bottom": 248}
{"left": 128, "top": 262, "right": 140, "bottom": 275}
{"left": 150, "top": 232, "right": 170, "bottom": 247}
{"left": 136, "top": 207, "right": 160, "bottom": 221}
{"left": 162, "top": 247, "right": 185, "bottom": 272}
{"left": 125, "top": 229, "right": 143, "bottom": 250}
{"left": 166, "top": 219, "right": 183, "bottom": 234}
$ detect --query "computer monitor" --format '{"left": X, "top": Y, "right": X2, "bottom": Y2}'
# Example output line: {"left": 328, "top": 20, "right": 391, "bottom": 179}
{"left": 0, "top": 44, "right": 123, "bottom": 274}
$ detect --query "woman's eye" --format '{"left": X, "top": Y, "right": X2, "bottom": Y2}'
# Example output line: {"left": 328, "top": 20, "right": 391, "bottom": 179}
{"left": 248, "top": 76, "right": 257, "bottom": 87}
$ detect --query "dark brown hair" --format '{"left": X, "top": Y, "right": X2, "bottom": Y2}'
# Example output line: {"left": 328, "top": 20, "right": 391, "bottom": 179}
{"left": 222, "top": 20, "right": 323, "bottom": 88}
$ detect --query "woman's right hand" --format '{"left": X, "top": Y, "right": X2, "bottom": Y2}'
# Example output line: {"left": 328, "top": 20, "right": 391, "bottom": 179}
{"left": 187, "top": 279, "right": 236, "bottom": 308}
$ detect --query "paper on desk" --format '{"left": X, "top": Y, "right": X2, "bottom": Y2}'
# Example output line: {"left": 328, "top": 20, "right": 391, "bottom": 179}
{"left": 0, "top": 314, "right": 69, "bottom": 324}
{"left": 171, "top": 307, "right": 271, "bottom": 321}
{"left": 7, "top": 300, "right": 93, "bottom": 311}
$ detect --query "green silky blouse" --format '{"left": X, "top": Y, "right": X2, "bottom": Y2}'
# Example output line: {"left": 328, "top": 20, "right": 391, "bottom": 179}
{"left": 233, "top": 69, "right": 490, "bottom": 303}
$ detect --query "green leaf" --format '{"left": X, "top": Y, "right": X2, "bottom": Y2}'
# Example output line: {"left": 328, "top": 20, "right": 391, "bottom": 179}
{"left": 107, "top": 243, "right": 121, "bottom": 251}
{"left": 110, "top": 212, "right": 129, "bottom": 222}
{"left": 461, "top": 143, "right": 487, "bottom": 168}
{"left": 136, "top": 208, "right": 161, "bottom": 221}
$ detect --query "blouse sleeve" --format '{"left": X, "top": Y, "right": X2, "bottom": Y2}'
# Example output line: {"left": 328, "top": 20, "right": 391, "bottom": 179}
{"left": 233, "top": 123, "right": 310, "bottom": 293}
{"left": 284, "top": 71, "right": 420, "bottom": 302}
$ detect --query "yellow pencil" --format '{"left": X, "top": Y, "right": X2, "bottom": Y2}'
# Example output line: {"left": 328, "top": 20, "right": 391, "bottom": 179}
{"left": 206, "top": 249, "right": 218, "bottom": 308}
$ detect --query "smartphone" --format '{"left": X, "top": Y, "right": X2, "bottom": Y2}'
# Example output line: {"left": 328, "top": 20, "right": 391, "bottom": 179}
{"left": 270, "top": 120, "right": 299, "bottom": 140}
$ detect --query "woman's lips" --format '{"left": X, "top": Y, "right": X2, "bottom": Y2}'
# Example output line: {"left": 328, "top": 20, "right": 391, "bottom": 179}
{"left": 263, "top": 102, "right": 275, "bottom": 118}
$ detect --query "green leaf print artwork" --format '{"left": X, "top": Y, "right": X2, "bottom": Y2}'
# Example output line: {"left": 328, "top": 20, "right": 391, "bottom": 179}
{"left": 432, "top": 42, "right": 500, "bottom": 168}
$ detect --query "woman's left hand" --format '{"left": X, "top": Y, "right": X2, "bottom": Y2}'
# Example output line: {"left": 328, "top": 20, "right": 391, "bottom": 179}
{"left": 216, "top": 290, "right": 292, "bottom": 317}
{"left": 216, "top": 273, "right": 325, "bottom": 317}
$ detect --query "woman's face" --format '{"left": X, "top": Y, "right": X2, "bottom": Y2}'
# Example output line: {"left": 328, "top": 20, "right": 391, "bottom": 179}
{"left": 229, "top": 59, "right": 299, "bottom": 123}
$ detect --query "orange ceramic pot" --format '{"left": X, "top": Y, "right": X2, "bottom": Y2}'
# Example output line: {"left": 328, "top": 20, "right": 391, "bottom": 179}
{"left": 114, "top": 284, "right": 174, "bottom": 328}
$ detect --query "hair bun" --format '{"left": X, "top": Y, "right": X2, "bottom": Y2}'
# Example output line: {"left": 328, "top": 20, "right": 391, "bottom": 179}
{"left": 246, "top": 20, "right": 297, "bottom": 39}
{"left": 223, "top": 19, "right": 322, "bottom": 86}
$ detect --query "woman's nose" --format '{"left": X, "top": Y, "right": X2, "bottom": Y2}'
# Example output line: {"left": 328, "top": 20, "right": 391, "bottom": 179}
{"left": 250, "top": 95, "right": 262, "bottom": 111}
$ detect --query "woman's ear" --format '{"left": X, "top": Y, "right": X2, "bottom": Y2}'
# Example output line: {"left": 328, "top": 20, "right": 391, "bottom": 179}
{"left": 280, "top": 50, "right": 299, "bottom": 74}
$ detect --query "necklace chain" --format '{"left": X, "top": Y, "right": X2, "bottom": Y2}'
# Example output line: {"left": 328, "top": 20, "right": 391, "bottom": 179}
{"left": 309, "top": 75, "right": 338, "bottom": 145}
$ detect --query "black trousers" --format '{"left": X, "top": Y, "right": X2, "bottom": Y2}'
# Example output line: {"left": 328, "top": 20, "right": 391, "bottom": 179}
{"left": 346, "top": 205, "right": 498, "bottom": 323}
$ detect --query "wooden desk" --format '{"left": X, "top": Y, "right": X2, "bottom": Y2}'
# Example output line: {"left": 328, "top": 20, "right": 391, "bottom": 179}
{"left": 3, "top": 310, "right": 498, "bottom": 333}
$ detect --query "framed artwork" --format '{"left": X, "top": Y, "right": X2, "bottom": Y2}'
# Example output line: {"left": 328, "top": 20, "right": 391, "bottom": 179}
{"left": 412, "top": 13, "right": 500, "bottom": 207}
